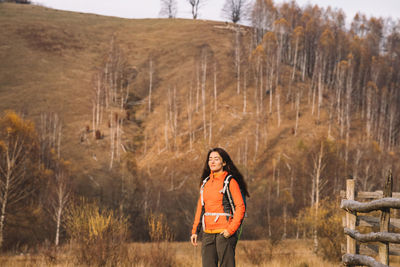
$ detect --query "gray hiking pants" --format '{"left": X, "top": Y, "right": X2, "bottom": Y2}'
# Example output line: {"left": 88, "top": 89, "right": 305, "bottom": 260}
{"left": 201, "top": 232, "right": 238, "bottom": 267}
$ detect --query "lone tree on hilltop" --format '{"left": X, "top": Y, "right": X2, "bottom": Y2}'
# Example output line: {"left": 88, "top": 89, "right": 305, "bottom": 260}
{"left": 159, "top": 0, "right": 178, "bottom": 18}
{"left": 187, "top": 0, "right": 205, "bottom": 19}
{"left": 222, "top": 0, "right": 249, "bottom": 23}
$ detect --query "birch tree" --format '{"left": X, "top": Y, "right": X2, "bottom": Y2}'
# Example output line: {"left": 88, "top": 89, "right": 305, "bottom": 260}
{"left": 186, "top": 83, "right": 193, "bottom": 151}
{"left": 40, "top": 112, "right": 62, "bottom": 169}
{"left": 251, "top": 0, "right": 276, "bottom": 42}
{"left": 49, "top": 170, "right": 70, "bottom": 246}
{"left": 213, "top": 62, "right": 218, "bottom": 111}
{"left": 201, "top": 49, "right": 208, "bottom": 141}
{"left": 92, "top": 71, "right": 105, "bottom": 137}
{"left": 310, "top": 141, "right": 327, "bottom": 252}
{"left": 159, "top": 0, "right": 178, "bottom": 18}
{"left": 148, "top": 57, "right": 154, "bottom": 113}
{"left": 0, "top": 111, "right": 38, "bottom": 249}
{"left": 187, "top": 0, "right": 203, "bottom": 19}
{"left": 288, "top": 26, "right": 304, "bottom": 100}
{"left": 262, "top": 32, "right": 277, "bottom": 114}
{"left": 273, "top": 18, "right": 289, "bottom": 88}
{"left": 234, "top": 26, "right": 241, "bottom": 94}
{"left": 222, "top": 0, "right": 249, "bottom": 24}
{"left": 98, "top": 36, "right": 133, "bottom": 169}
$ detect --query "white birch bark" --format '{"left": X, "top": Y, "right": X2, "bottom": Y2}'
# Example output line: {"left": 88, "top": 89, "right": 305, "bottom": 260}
{"left": 295, "top": 92, "right": 300, "bottom": 136}
{"left": 201, "top": 50, "right": 207, "bottom": 141}
{"left": 243, "top": 69, "right": 247, "bottom": 114}
{"left": 214, "top": 62, "right": 217, "bottom": 111}
{"left": 148, "top": 58, "right": 153, "bottom": 113}
{"left": 235, "top": 26, "right": 241, "bottom": 95}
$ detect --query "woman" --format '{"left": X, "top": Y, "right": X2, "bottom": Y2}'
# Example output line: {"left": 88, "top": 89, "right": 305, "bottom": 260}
{"left": 191, "top": 147, "right": 249, "bottom": 267}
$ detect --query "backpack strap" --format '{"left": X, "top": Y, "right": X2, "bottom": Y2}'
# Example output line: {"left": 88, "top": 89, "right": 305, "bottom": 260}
{"left": 200, "top": 176, "right": 210, "bottom": 206}
{"left": 220, "top": 175, "right": 235, "bottom": 214}
{"left": 199, "top": 176, "right": 209, "bottom": 232}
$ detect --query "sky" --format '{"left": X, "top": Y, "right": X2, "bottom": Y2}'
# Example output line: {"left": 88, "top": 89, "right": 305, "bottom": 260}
{"left": 33, "top": 0, "right": 400, "bottom": 24}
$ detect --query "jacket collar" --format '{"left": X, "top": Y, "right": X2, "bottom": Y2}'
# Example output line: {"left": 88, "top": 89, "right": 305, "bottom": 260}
{"left": 210, "top": 171, "right": 228, "bottom": 181}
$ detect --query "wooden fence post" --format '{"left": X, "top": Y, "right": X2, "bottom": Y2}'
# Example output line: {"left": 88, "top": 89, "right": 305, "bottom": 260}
{"left": 346, "top": 178, "right": 357, "bottom": 254}
{"left": 379, "top": 170, "right": 393, "bottom": 265}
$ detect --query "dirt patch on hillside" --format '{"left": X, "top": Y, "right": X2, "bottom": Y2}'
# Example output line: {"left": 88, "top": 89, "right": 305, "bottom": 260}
{"left": 17, "top": 24, "right": 84, "bottom": 53}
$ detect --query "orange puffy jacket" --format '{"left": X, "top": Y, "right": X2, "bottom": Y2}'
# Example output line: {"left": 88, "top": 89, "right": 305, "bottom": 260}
{"left": 191, "top": 171, "right": 245, "bottom": 236}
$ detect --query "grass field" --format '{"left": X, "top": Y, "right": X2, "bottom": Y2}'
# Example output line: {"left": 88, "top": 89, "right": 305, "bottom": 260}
{"left": 2, "top": 239, "right": 400, "bottom": 266}
{"left": 0, "top": 239, "right": 344, "bottom": 266}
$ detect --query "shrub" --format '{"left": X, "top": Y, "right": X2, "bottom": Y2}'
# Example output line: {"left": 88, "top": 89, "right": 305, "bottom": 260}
{"left": 297, "top": 199, "right": 344, "bottom": 262}
{"left": 65, "top": 199, "right": 129, "bottom": 266}
{"left": 146, "top": 212, "right": 176, "bottom": 266}
{"left": 242, "top": 240, "right": 272, "bottom": 265}
{"left": 148, "top": 212, "right": 174, "bottom": 242}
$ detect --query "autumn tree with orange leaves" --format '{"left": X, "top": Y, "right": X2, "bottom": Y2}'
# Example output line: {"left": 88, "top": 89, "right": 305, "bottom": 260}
{"left": 0, "top": 111, "right": 39, "bottom": 249}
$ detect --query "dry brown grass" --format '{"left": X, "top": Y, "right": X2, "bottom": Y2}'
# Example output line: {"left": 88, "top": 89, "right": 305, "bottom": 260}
{"left": 173, "top": 239, "right": 341, "bottom": 267}
{"left": 2, "top": 239, "right": 400, "bottom": 266}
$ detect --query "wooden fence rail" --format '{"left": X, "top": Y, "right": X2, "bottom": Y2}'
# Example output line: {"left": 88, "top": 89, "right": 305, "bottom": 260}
{"left": 341, "top": 170, "right": 400, "bottom": 267}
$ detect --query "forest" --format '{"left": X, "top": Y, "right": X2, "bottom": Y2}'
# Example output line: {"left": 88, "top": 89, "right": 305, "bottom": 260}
{"left": 0, "top": 0, "right": 400, "bottom": 265}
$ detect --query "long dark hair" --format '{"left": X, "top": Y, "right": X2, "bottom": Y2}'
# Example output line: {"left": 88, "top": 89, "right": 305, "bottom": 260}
{"left": 200, "top": 147, "right": 249, "bottom": 197}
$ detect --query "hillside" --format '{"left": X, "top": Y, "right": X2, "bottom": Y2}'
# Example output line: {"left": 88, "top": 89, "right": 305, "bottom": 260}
{"left": 0, "top": 3, "right": 236, "bottom": 172}
{"left": 1, "top": 2, "right": 400, "bottom": 246}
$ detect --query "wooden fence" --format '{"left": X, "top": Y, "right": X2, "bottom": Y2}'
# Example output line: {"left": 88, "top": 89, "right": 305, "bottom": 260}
{"left": 341, "top": 171, "right": 400, "bottom": 267}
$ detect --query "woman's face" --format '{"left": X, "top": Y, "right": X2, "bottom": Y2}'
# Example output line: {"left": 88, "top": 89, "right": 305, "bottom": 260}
{"left": 208, "top": 151, "right": 225, "bottom": 173}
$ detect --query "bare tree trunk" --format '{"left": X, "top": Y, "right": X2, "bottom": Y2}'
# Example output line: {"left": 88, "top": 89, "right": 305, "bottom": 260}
{"left": 295, "top": 92, "right": 300, "bottom": 135}
{"left": 0, "top": 175, "right": 9, "bottom": 248}
{"left": 235, "top": 26, "right": 241, "bottom": 95}
{"left": 209, "top": 112, "right": 212, "bottom": 146}
{"left": 0, "top": 137, "right": 29, "bottom": 249}
{"left": 287, "top": 39, "right": 299, "bottom": 101}
{"left": 283, "top": 203, "right": 287, "bottom": 239}
{"left": 388, "top": 105, "right": 395, "bottom": 151}
{"left": 254, "top": 64, "right": 260, "bottom": 118}
{"left": 276, "top": 91, "right": 281, "bottom": 127}
{"left": 173, "top": 86, "right": 178, "bottom": 151}
{"left": 187, "top": 84, "right": 193, "bottom": 151}
{"left": 148, "top": 58, "right": 153, "bottom": 113}
{"left": 243, "top": 69, "right": 247, "bottom": 114}
{"left": 259, "top": 66, "right": 264, "bottom": 114}
{"left": 214, "top": 62, "right": 218, "bottom": 111}
{"left": 267, "top": 181, "right": 272, "bottom": 237}
{"left": 164, "top": 106, "right": 169, "bottom": 151}
{"left": 57, "top": 120, "right": 62, "bottom": 159}
{"left": 345, "top": 66, "right": 353, "bottom": 169}
{"left": 328, "top": 98, "right": 334, "bottom": 137}
{"left": 276, "top": 153, "right": 281, "bottom": 198}
{"left": 291, "top": 37, "right": 299, "bottom": 82}
{"left": 313, "top": 142, "right": 325, "bottom": 252}
{"left": 144, "top": 175, "right": 149, "bottom": 218}
{"left": 53, "top": 171, "right": 70, "bottom": 246}
{"left": 116, "top": 115, "right": 122, "bottom": 162}
{"left": 269, "top": 68, "right": 273, "bottom": 114}
{"left": 144, "top": 132, "right": 148, "bottom": 155}
{"left": 254, "top": 117, "right": 259, "bottom": 160}
{"left": 96, "top": 76, "right": 101, "bottom": 129}
{"left": 244, "top": 135, "right": 248, "bottom": 170}
{"left": 201, "top": 50, "right": 207, "bottom": 141}
{"left": 196, "top": 63, "right": 200, "bottom": 113}
{"left": 109, "top": 111, "right": 115, "bottom": 169}
{"left": 317, "top": 71, "right": 323, "bottom": 122}
{"left": 311, "top": 79, "right": 316, "bottom": 116}
{"left": 301, "top": 53, "right": 306, "bottom": 81}
{"left": 366, "top": 85, "right": 372, "bottom": 138}
{"left": 352, "top": 149, "right": 362, "bottom": 183}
